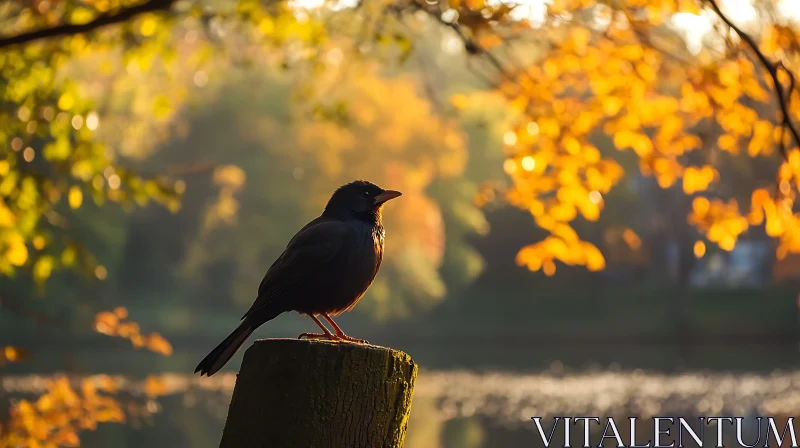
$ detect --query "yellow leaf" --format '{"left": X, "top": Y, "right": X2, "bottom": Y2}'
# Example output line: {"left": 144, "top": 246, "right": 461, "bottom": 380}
{"left": 563, "top": 137, "right": 581, "bottom": 154}
{"left": 68, "top": 186, "right": 83, "bottom": 209}
{"left": 140, "top": 15, "right": 158, "bottom": 36}
{"left": 602, "top": 97, "right": 623, "bottom": 116}
{"left": 32, "top": 236, "right": 45, "bottom": 250}
{"left": 631, "top": 134, "right": 653, "bottom": 157}
{"left": 692, "top": 197, "right": 710, "bottom": 217}
{"left": 36, "top": 394, "right": 54, "bottom": 412}
{"left": 146, "top": 333, "right": 173, "bottom": 356}
{"left": 114, "top": 307, "right": 128, "bottom": 319}
{"left": 153, "top": 95, "right": 173, "bottom": 119}
{"left": 58, "top": 92, "right": 75, "bottom": 110}
{"left": 33, "top": 256, "right": 54, "bottom": 283}
{"left": 583, "top": 243, "right": 606, "bottom": 271}
{"left": 5, "top": 232, "right": 28, "bottom": 266}
{"left": 0, "top": 201, "right": 15, "bottom": 227}
{"left": 61, "top": 247, "right": 77, "bottom": 266}
{"left": 259, "top": 17, "right": 275, "bottom": 35}
{"left": 543, "top": 259, "right": 556, "bottom": 276}
{"left": 694, "top": 241, "right": 706, "bottom": 258}
{"left": 94, "top": 312, "right": 118, "bottom": 335}
{"left": 70, "top": 7, "right": 95, "bottom": 24}
{"left": 213, "top": 165, "right": 246, "bottom": 188}
{"left": 766, "top": 213, "right": 784, "bottom": 237}
{"left": 718, "top": 134, "right": 738, "bottom": 152}
{"left": 95, "top": 407, "right": 125, "bottom": 423}
{"left": 4, "top": 346, "right": 26, "bottom": 361}
{"left": 450, "top": 94, "right": 469, "bottom": 110}
{"left": 719, "top": 234, "right": 736, "bottom": 251}
{"left": 622, "top": 229, "right": 641, "bottom": 250}
{"left": 717, "top": 63, "right": 739, "bottom": 86}
{"left": 477, "top": 34, "right": 503, "bottom": 49}
{"left": 538, "top": 118, "right": 560, "bottom": 138}
{"left": 144, "top": 376, "right": 168, "bottom": 397}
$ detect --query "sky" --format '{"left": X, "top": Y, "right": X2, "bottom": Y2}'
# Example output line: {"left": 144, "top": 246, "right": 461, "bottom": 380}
{"left": 672, "top": 0, "right": 800, "bottom": 54}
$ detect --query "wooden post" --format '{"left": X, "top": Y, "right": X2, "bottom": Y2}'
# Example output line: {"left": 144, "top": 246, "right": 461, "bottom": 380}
{"left": 219, "top": 338, "right": 418, "bottom": 448}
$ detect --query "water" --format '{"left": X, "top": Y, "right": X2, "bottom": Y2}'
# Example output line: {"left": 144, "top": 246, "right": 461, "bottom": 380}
{"left": 2, "top": 343, "right": 799, "bottom": 447}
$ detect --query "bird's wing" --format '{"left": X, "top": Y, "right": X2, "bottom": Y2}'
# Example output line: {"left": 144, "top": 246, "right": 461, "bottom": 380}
{"left": 241, "top": 217, "right": 346, "bottom": 320}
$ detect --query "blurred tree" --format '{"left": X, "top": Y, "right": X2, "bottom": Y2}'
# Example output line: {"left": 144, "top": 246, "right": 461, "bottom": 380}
{"left": 288, "top": 64, "right": 471, "bottom": 318}
{"left": 433, "top": 0, "right": 800, "bottom": 275}
{"left": 0, "top": 0, "right": 330, "bottom": 290}
{"left": 121, "top": 65, "right": 485, "bottom": 320}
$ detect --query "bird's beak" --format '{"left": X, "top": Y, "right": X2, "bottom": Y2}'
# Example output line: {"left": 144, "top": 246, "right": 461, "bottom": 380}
{"left": 374, "top": 190, "right": 402, "bottom": 205}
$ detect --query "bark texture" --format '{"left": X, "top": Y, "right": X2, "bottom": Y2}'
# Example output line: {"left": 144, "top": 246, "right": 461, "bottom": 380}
{"left": 219, "top": 338, "right": 417, "bottom": 448}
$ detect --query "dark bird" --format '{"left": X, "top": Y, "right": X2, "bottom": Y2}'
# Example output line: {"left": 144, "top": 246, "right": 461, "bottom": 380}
{"left": 194, "top": 180, "right": 402, "bottom": 376}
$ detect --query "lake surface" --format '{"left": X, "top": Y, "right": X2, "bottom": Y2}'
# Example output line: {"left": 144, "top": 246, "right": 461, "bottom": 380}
{"left": 3, "top": 342, "right": 799, "bottom": 447}
{"left": 3, "top": 369, "right": 800, "bottom": 447}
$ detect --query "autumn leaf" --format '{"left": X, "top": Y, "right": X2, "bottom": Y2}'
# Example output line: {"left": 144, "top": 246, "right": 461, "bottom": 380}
{"left": 93, "top": 309, "right": 173, "bottom": 356}
{"left": 143, "top": 376, "right": 169, "bottom": 398}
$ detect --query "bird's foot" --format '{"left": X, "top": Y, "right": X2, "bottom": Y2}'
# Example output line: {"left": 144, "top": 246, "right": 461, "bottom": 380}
{"left": 298, "top": 332, "right": 340, "bottom": 341}
{"left": 335, "top": 334, "right": 368, "bottom": 344}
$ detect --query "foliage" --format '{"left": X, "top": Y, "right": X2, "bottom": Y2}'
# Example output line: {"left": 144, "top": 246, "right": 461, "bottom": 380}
{"left": 0, "top": 6, "right": 184, "bottom": 284}
{"left": 94, "top": 307, "right": 173, "bottom": 356}
{"left": 0, "top": 309, "right": 170, "bottom": 446}
{"left": 0, "top": 376, "right": 124, "bottom": 448}
{"left": 0, "top": 346, "right": 27, "bottom": 366}
{"left": 436, "top": 0, "right": 800, "bottom": 274}
{"left": 0, "top": 0, "right": 334, "bottom": 284}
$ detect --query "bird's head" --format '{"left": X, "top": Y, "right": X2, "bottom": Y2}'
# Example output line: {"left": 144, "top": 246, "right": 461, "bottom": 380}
{"left": 323, "top": 180, "right": 402, "bottom": 222}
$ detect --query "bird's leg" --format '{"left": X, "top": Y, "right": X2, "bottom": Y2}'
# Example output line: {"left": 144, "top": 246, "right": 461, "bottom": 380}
{"left": 322, "top": 314, "right": 368, "bottom": 344}
{"left": 298, "top": 315, "right": 340, "bottom": 341}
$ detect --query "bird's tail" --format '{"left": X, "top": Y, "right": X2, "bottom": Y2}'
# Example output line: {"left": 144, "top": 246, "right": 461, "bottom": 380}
{"left": 195, "top": 320, "right": 255, "bottom": 377}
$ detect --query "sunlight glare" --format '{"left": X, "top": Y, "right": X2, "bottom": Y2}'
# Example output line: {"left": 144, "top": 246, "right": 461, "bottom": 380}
{"left": 521, "top": 156, "right": 536, "bottom": 171}
{"left": 778, "top": 0, "right": 800, "bottom": 23}
{"left": 671, "top": 0, "right": 764, "bottom": 55}
{"left": 504, "top": 131, "right": 518, "bottom": 146}
{"left": 441, "top": 34, "right": 463, "bottom": 54}
{"left": 441, "top": 9, "right": 459, "bottom": 23}
{"left": 670, "top": 13, "right": 713, "bottom": 55}
{"left": 504, "top": 159, "right": 518, "bottom": 174}
{"left": 86, "top": 112, "right": 99, "bottom": 131}
{"left": 490, "top": 0, "right": 548, "bottom": 27}
{"left": 23, "top": 147, "right": 34, "bottom": 162}
{"left": 289, "top": 0, "right": 358, "bottom": 11}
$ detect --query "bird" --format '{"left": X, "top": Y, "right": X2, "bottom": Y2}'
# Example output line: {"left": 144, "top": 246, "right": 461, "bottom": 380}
{"left": 194, "top": 180, "right": 402, "bottom": 376}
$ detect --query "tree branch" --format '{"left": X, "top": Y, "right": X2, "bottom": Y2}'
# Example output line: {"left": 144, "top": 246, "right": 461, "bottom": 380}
{"left": 0, "top": 0, "right": 176, "bottom": 50}
{"left": 406, "top": 1, "right": 515, "bottom": 86}
{"left": 704, "top": 0, "right": 800, "bottom": 159}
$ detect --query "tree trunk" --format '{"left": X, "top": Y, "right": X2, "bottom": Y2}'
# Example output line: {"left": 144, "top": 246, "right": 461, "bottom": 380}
{"left": 219, "top": 338, "right": 418, "bottom": 448}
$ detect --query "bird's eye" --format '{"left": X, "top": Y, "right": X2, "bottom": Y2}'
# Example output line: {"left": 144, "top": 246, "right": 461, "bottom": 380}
{"left": 361, "top": 191, "right": 371, "bottom": 198}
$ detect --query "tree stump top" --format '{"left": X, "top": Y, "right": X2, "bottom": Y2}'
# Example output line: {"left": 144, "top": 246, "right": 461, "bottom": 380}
{"left": 250, "top": 337, "right": 415, "bottom": 365}
{"left": 219, "top": 338, "right": 418, "bottom": 448}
